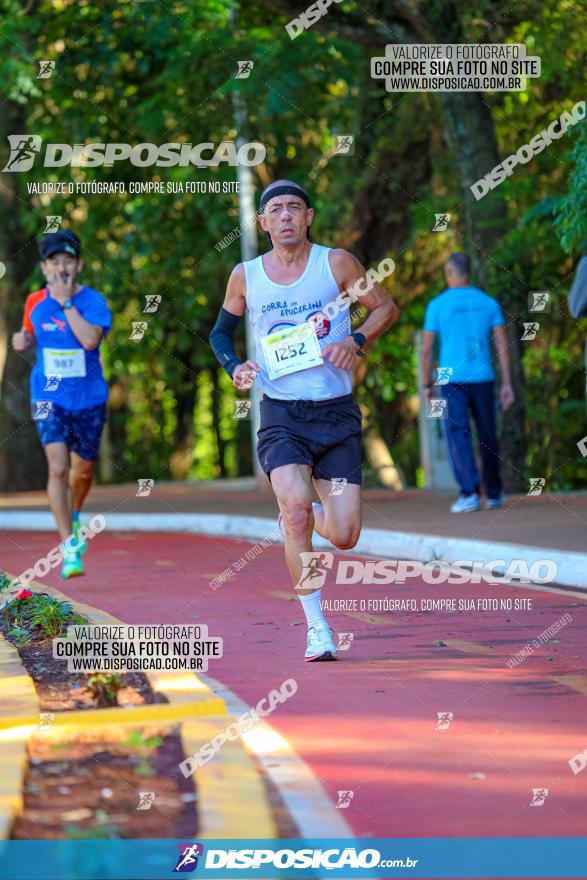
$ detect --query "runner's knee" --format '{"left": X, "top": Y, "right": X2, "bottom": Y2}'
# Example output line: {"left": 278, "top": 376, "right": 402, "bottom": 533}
{"left": 281, "top": 500, "right": 313, "bottom": 540}
{"left": 71, "top": 458, "right": 94, "bottom": 481}
{"left": 329, "top": 524, "right": 360, "bottom": 550}
{"left": 48, "top": 459, "right": 68, "bottom": 481}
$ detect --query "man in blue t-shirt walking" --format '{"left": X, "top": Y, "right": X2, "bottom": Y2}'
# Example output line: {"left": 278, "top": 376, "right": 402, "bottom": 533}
{"left": 421, "top": 252, "right": 514, "bottom": 513}
{"left": 11, "top": 229, "right": 111, "bottom": 577}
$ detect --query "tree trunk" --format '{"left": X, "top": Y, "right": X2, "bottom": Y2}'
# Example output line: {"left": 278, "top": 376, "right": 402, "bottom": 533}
{"left": 261, "top": 0, "right": 528, "bottom": 489}
{"left": 169, "top": 378, "right": 198, "bottom": 480}
{"left": 440, "top": 93, "right": 526, "bottom": 488}
{"left": 210, "top": 368, "right": 227, "bottom": 478}
{"left": 0, "top": 99, "right": 48, "bottom": 491}
{"left": 439, "top": 92, "right": 507, "bottom": 276}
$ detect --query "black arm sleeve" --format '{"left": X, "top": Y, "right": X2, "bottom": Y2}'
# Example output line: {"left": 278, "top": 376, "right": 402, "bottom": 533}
{"left": 209, "top": 307, "right": 242, "bottom": 378}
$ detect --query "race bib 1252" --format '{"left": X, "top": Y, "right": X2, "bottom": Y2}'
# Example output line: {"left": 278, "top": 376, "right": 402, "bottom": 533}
{"left": 260, "top": 322, "right": 323, "bottom": 381}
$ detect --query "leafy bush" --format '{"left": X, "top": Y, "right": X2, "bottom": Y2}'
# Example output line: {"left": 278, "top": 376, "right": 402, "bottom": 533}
{"left": 0, "top": 591, "right": 85, "bottom": 646}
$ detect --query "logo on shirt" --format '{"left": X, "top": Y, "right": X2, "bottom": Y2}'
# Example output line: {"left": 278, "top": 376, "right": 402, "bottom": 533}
{"left": 308, "top": 310, "right": 331, "bottom": 338}
{"left": 267, "top": 320, "right": 296, "bottom": 335}
{"left": 44, "top": 316, "right": 67, "bottom": 332}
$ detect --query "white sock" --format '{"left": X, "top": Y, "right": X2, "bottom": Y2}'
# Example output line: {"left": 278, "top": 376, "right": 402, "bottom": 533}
{"left": 299, "top": 589, "right": 327, "bottom": 629}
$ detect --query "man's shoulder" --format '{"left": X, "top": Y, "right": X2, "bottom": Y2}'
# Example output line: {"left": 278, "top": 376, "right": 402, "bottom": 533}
{"left": 427, "top": 288, "right": 450, "bottom": 307}
{"left": 77, "top": 286, "right": 112, "bottom": 317}
{"left": 26, "top": 287, "right": 47, "bottom": 304}
{"left": 470, "top": 287, "right": 502, "bottom": 310}
{"left": 24, "top": 288, "right": 48, "bottom": 315}
{"left": 327, "top": 246, "right": 351, "bottom": 268}
{"left": 78, "top": 285, "right": 105, "bottom": 300}
{"left": 468, "top": 285, "right": 493, "bottom": 299}
{"left": 230, "top": 261, "right": 248, "bottom": 279}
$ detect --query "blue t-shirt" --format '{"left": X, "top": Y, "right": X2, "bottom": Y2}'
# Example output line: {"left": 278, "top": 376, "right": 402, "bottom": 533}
{"left": 423, "top": 286, "right": 505, "bottom": 383}
{"left": 23, "top": 285, "right": 111, "bottom": 411}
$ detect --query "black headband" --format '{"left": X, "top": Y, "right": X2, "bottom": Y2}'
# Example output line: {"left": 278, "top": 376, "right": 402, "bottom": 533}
{"left": 259, "top": 185, "right": 311, "bottom": 213}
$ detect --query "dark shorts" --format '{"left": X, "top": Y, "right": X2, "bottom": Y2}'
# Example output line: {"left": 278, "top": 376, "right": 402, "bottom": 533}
{"left": 257, "top": 394, "right": 363, "bottom": 485}
{"left": 33, "top": 401, "right": 107, "bottom": 461}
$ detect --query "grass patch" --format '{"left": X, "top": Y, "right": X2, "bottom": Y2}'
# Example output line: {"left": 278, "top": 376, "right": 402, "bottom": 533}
{"left": 120, "top": 730, "right": 164, "bottom": 777}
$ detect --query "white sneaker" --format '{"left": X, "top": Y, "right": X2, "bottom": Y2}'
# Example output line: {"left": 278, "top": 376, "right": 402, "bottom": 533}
{"left": 450, "top": 493, "right": 480, "bottom": 513}
{"left": 305, "top": 624, "right": 337, "bottom": 662}
{"left": 486, "top": 493, "right": 506, "bottom": 510}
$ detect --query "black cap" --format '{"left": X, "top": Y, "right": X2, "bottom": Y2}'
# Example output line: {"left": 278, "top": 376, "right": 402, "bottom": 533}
{"left": 38, "top": 230, "right": 81, "bottom": 261}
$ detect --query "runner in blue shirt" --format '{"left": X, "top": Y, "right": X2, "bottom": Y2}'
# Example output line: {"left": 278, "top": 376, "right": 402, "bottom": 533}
{"left": 11, "top": 229, "right": 111, "bottom": 578}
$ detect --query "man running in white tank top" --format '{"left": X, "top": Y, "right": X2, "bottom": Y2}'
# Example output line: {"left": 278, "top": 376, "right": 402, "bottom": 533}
{"left": 209, "top": 180, "right": 399, "bottom": 661}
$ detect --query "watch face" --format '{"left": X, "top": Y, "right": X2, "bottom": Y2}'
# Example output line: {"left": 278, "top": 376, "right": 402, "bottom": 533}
{"left": 63, "top": 299, "right": 72, "bottom": 309}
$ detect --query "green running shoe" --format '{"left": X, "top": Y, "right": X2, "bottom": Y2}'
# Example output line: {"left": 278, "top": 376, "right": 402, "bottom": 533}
{"left": 61, "top": 550, "right": 84, "bottom": 579}
{"left": 72, "top": 519, "right": 87, "bottom": 555}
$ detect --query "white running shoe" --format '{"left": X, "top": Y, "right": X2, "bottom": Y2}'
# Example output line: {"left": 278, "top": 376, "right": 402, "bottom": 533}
{"left": 486, "top": 493, "right": 506, "bottom": 510}
{"left": 305, "top": 624, "right": 337, "bottom": 662}
{"left": 450, "top": 493, "right": 480, "bottom": 513}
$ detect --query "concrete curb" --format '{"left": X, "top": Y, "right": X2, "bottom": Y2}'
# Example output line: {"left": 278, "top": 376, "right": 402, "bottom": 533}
{"left": 11, "top": 579, "right": 276, "bottom": 839}
{"left": 0, "top": 636, "right": 40, "bottom": 839}
{"left": 2, "top": 510, "right": 585, "bottom": 589}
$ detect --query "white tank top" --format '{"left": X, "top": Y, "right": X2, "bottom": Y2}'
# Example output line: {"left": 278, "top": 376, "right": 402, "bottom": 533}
{"left": 244, "top": 244, "right": 353, "bottom": 401}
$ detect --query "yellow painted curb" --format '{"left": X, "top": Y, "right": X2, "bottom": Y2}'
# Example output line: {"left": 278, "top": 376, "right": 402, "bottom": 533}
{"left": 12, "top": 576, "right": 228, "bottom": 717}
{"left": 7, "top": 574, "right": 276, "bottom": 837}
{"left": 0, "top": 635, "right": 40, "bottom": 840}
{"left": 181, "top": 717, "right": 277, "bottom": 838}
{"left": 149, "top": 664, "right": 277, "bottom": 837}
{"left": 0, "top": 633, "right": 39, "bottom": 719}
{"left": 0, "top": 697, "right": 227, "bottom": 733}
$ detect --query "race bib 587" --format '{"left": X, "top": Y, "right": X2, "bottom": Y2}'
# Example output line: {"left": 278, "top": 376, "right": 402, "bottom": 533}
{"left": 43, "top": 348, "right": 87, "bottom": 378}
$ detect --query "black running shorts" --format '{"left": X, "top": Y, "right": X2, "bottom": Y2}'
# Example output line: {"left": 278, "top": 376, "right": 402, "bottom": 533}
{"left": 257, "top": 394, "right": 363, "bottom": 485}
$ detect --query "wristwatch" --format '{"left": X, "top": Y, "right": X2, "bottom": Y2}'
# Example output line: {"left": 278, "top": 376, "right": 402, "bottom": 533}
{"left": 351, "top": 332, "right": 366, "bottom": 357}
{"left": 62, "top": 299, "right": 73, "bottom": 310}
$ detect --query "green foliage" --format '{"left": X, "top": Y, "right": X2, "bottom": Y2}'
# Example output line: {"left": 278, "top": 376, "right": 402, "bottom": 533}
{"left": 64, "top": 810, "right": 121, "bottom": 840}
{"left": 87, "top": 672, "right": 123, "bottom": 706}
{"left": 120, "top": 730, "right": 163, "bottom": 776}
{"left": 555, "top": 126, "right": 587, "bottom": 254}
{"left": 1, "top": 592, "right": 82, "bottom": 645}
{"left": 0, "top": 0, "right": 585, "bottom": 487}
{"left": 7, "top": 623, "right": 30, "bottom": 647}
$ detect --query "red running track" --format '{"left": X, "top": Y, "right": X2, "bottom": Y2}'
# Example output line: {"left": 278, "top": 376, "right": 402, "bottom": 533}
{"left": 2, "top": 528, "right": 587, "bottom": 843}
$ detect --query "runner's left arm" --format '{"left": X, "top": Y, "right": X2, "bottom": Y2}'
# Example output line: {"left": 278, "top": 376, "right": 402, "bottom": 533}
{"left": 324, "top": 249, "right": 399, "bottom": 369}
{"left": 64, "top": 307, "right": 105, "bottom": 350}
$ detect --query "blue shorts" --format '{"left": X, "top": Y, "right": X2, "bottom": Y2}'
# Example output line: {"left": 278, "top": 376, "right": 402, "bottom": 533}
{"left": 257, "top": 394, "right": 363, "bottom": 485}
{"left": 33, "top": 402, "right": 107, "bottom": 461}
